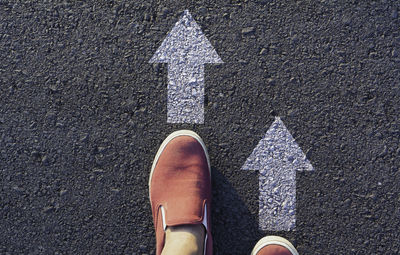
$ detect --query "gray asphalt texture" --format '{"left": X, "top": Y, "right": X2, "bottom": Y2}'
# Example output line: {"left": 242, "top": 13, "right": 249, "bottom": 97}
{"left": 1, "top": 1, "right": 399, "bottom": 254}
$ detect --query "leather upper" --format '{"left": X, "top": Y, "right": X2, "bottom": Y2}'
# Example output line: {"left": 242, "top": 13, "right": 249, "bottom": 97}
{"left": 149, "top": 135, "right": 212, "bottom": 255}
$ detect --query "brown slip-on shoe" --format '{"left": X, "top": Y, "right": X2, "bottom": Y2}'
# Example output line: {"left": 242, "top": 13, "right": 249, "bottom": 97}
{"left": 149, "top": 130, "right": 212, "bottom": 255}
{"left": 251, "top": 236, "right": 299, "bottom": 255}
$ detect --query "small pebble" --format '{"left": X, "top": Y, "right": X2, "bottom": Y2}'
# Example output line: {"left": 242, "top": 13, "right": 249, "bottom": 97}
{"left": 60, "top": 189, "right": 68, "bottom": 196}
{"left": 42, "top": 206, "right": 54, "bottom": 213}
{"left": 391, "top": 9, "right": 398, "bottom": 19}
{"left": 241, "top": 27, "right": 255, "bottom": 35}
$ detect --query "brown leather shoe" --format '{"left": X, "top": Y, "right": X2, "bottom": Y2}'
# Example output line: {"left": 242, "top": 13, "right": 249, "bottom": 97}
{"left": 251, "top": 236, "right": 299, "bottom": 255}
{"left": 149, "top": 130, "right": 212, "bottom": 255}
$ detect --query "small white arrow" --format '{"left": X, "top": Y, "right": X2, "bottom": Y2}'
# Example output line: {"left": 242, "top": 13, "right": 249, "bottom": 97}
{"left": 242, "top": 117, "right": 314, "bottom": 231}
{"left": 150, "top": 10, "right": 223, "bottom": 124}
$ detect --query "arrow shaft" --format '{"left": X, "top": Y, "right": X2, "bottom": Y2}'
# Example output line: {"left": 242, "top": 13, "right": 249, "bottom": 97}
{"left": 167, "top": 63, "right": 204, "bottom": 124}
{"left": 259, "top": 162, "right": 296, "bottom": 231}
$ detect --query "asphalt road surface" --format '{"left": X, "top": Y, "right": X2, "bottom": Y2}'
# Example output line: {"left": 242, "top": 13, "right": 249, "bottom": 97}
{"left": 1, "top": 1, "right": 400, "bottom": 254}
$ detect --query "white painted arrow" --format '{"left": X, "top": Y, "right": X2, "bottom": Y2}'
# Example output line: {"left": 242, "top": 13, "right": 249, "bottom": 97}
{"left": 242, "top": 117, "right": 314, "bottom": 231}
{"left": 149, "top": 10, "right": 223, "bottom": 124}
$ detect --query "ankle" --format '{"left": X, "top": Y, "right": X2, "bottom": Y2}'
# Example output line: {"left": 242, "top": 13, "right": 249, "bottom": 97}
{"left": 162, "top": 224, "right": 205, "bottom": 255}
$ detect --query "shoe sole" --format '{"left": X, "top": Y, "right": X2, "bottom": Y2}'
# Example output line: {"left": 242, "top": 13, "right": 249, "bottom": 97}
{"left": 251, "top": 235, "right": 299, "bottom": 255}
{"left": 148, "top": 130, "right": 211, "bottom": 198}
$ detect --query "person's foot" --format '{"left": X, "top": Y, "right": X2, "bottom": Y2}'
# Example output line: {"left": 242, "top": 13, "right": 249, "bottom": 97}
{"left": 251, "top": 236, "right": 299, "bottom": 255}
{"left": 149, "top": 130, "right": 212, "bottom": 255}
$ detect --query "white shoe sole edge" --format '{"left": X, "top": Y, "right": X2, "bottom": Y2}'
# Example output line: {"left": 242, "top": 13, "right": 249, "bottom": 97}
{"left": 251, "top": 235, "right": 299, "bottom": 255}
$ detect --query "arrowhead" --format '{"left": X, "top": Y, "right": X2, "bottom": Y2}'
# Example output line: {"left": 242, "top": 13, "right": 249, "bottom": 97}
{"left": 242, "top": 117, "right": 314, "bottom": 172}
{"left": 149, "top": 10, "right": 223, "bottom": 65}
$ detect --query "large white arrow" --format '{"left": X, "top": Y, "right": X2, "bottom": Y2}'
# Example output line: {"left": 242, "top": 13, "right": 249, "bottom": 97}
{"left": 242, "top": 117, "right": 314, "bottom": 231}
{"left": 149, "top": 10, "right": 223, "bottom": 124}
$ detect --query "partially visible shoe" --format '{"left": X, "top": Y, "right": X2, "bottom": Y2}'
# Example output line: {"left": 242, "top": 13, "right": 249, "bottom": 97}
{"left": 149, "top": 130, "right": 212, "bottom": 255}
{"left": 251, "top": 236, "right": 299, "bottom": 255}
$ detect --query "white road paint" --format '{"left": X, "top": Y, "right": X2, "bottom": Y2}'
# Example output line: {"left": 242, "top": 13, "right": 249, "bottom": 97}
{"left": 242, "top": 117, "right": 314, "bottom": 231}
{"left": 150, "top": 10, "right": 223, "bottom": 124}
